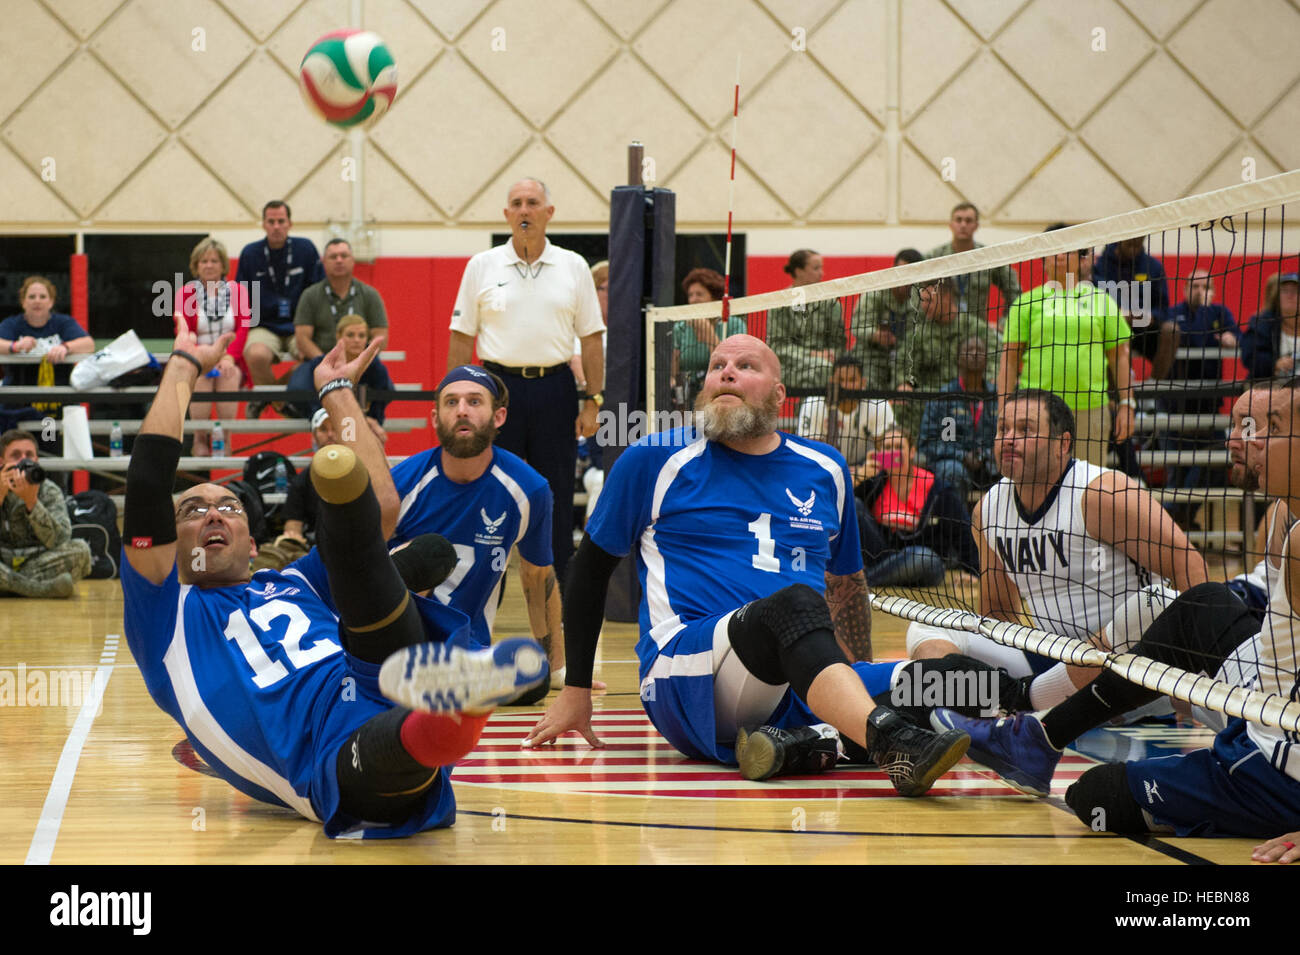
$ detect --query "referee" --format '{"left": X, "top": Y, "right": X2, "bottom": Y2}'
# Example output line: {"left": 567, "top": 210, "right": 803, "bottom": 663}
{"left": 446, "top": 178, "right": 605, "bottom": 582}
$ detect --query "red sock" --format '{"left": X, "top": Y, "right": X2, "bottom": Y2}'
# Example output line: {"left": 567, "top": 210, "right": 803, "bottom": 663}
{"left": 399, "top": 711, "right": 490, "bottom": 768}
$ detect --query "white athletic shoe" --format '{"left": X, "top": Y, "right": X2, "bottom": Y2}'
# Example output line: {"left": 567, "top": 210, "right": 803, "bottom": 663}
{"left": 379, "top": 638, "right": 549, "bottom": 715}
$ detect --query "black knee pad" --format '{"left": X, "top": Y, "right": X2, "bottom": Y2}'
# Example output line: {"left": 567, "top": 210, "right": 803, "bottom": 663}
{"left": 1064, "top": 762, "right": 1149, "bottom": 834}
{"left": 729, "top": 584, "right": 844, "bottom": 698}
{"left": 335, "top": 707, "right": 438, "bottom": 825}
{"left": 1134, "top": 582, "right": 1259, "bottom": 676}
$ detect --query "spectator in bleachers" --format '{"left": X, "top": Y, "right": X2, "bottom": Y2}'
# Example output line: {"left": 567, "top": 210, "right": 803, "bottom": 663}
{"left": 0, "top": 428, "right": 90, "bottom": 597}
{"left": 251, "top": 408, "right": 334, "bottom": 572}
{"left": 174, "top": 238, "right": 253, "bottom": 456}
{"left": 796, "top": 354, "right": 895, "bottom": 472}
{"left": 1000, "top": 229, "right": 1133, "bottom": 467}
{"left": 236, "top": 200, "right": 324, "bottom": 397}
{"left": 895, "top": 276, "right": 1000, "bottom": 440}
{"left": 926, "top": 203, "right": 1021, "bottom": 324}
{"left": 287, "top": 315, "right": 392, "bottom": 443}
{"left": 1161, "top": 269, "right": 1240, "bottom": 529}
{"left": 293, "top": 238, "right": 388, "bottom": 359}
{"left": 849, "top": 247, "right": 923, "bottom": 389}
{"left": 918, "top": 335, "right": 998, "bottom": 500}
{"left": 766, "top": 249, "right": 845, "bottom": 390}
{"left": 1093, "top": 236, "right": 1176, "bottom": 380}
{"left": 1240, "top": 271, "right": 1300, "bottom": 380}
{"left": 854, "top": 427, "right": 980, "bottom": 587}
{"left": 0, "top": 276, "right": 94, "bottom": 441}
{"left": 671, "top": 267, "right": 745, "bottom": 407}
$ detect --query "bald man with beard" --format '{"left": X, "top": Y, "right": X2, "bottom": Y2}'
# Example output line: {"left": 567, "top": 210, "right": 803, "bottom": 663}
{"left": 526, "top": 335, "right": 972, "bottom": 796}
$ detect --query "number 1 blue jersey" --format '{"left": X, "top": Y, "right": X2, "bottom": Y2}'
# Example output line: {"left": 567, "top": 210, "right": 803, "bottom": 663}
{"left": 389, "top": 446, "right": 553, "bottom": 647}
{"left": 121, "top": 547, "right": 472, "bottom": 838}
{"left": 585, "top": 429, "right": 862, "bottom": 677}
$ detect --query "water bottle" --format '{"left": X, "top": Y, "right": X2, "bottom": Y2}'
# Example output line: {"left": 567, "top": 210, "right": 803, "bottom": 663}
{"left": 109, "top": 422, "right": 123, "bottom": 458}
{"left": 274, "top": 459, "right": 288, "bottom": 493}
{"left": 211, "top": 421, "right": 225, "bottom": 456}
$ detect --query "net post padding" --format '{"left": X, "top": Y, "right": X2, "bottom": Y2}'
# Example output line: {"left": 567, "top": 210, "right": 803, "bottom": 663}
{"left": 872, "top": 593, "right": 1300, "bottom": 734}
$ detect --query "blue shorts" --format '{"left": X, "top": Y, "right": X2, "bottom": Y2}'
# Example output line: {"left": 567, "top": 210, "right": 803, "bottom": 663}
{"left": 640, "top": 612, "right": 898, "bottom": 764}
{"left": 1124, "top": 718, "right": 1300, "bottom": 838}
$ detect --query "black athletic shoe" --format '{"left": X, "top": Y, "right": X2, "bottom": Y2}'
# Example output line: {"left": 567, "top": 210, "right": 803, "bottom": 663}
{"left": 736, "top": 725, "right": 839, "bottom": 781}
{"left": 246, "top": 400, "right": 267, "bottom": 419}
{"left": 865, "top": 705, "right": 969, "bottom": 797}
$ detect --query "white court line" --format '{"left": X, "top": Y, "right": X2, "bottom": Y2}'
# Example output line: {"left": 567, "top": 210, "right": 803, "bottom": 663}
{"left": 25, "top": 635, "right": 118, "bottom": 866}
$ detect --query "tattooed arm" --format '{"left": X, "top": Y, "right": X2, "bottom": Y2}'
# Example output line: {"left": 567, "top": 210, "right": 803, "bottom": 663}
{"left": 825, "top": 570, "right": 873, "bottom": 662}
{"left": 519, "top": 557, "right": 562, "bottom": 671}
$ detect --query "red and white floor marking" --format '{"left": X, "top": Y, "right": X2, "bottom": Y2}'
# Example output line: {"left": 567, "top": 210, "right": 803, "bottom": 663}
{"left": 455, "top": 708, "right": 1098, "bottom": 799}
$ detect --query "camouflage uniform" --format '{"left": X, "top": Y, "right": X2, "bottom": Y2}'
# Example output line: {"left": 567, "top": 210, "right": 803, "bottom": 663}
{"left": 894, "top": 312, "right": 1001, "bottom": 440}
{"left": 848, "top": 289, "right": 922, "bottom": 389}
{"left": 0, "top": 480, "right": 91, "bottom": 597}
{"left": 765, "top": 297, "right": 845, "bottom": 390}
{"left": 927, "top": 241, "right": 1021, "bottom": 325}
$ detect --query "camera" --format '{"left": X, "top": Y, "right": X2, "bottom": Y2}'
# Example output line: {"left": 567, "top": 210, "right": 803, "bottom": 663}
{"left": 12, "top": 458, "right": 46, "bottom": 485}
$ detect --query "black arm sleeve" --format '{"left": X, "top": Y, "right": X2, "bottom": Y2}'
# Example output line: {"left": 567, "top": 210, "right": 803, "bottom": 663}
{"left": 562, "top": 534, "right": 622, "bottom": 689}
{"left": 122, "top": 433, "right": 183, "bottom": 547}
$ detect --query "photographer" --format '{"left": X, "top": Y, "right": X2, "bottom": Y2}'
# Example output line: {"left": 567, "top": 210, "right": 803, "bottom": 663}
{"left": 0, "top": 429, "right": 90, "bottom": 597}
{"left": 854, "top": 428, "right": 979, "bottom": 587}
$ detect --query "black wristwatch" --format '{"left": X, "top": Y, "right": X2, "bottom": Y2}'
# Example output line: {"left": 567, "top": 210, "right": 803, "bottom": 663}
{"left": 584, "top": 391, "right": 605, "bottom": 408}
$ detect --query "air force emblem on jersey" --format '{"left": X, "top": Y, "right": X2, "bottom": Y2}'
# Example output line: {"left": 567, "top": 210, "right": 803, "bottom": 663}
{"left": 785, "top": 488, "right": 815, "bottom": 516}
{"left": 475, "top": 508, "right": 508, "bottom": 545}
{"left": 785, "top": 488, "right": 823, "bottom": 531}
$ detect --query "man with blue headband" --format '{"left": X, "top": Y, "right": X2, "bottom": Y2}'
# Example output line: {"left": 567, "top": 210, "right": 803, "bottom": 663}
{"left": 389, "top": 364, "right": 569, "bottom": 703}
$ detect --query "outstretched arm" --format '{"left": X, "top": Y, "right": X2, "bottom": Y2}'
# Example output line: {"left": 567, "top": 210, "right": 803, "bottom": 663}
{"left": 125, "top": 318, "right": 233, "bottom": 584}
{"left": 311, "top": 337, "right": 396, "bottom": 537}
{"left": 519, "top": 557, "right": 563, "bottom": 672}
{"left": 524, "top": 534, "right": 618, "bottom": 749}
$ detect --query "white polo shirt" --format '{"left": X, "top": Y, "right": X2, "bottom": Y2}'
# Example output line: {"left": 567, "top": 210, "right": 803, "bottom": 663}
{"left": 450, "top": 239, "right": 604, "bottom": 367}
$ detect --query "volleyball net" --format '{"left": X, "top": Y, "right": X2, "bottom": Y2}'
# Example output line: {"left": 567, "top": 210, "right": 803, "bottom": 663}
{"left": 647, "top": 170, "right": 1300, "bottom": 732}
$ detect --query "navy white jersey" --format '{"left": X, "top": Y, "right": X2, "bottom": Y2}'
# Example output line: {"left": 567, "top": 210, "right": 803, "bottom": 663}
{"left": 1248, "top": 533, "right": 1300, "bottom": 782}
{"left": 390, "top": 446, "right": 552, "bottom": 648}
{"left": 121, "top": 548, "right": 471, "bottom": 838}
{"left": 980, "top": 459, "right": 1160, "bottom": 643}
{"left": 586, "top": 429, "right": 862, "bottom": 678}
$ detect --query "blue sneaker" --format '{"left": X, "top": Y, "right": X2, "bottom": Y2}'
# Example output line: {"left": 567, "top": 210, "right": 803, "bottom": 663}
{"left": 930, "top": 709, "right": 1061, "bottom": 797}
{"left": 379, "top": 638, "right": 549, "bottom": 715}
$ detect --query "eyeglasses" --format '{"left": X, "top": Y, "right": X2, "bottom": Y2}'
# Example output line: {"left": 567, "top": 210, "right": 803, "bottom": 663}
{"left": 176, "top": 501, "right": 244, "bottom": 521}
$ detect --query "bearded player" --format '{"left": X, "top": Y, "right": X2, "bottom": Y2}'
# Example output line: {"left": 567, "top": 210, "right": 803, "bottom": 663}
{"left": 524, "top": 335, "right": 970, "bottom": 795}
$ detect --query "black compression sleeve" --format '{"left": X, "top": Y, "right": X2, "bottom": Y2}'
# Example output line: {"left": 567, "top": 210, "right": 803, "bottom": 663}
{"left": 123, "top": 433, "right": 183, "bottom": 547}
{"left": 563, "top": 535, "right": 621, "bottom": 689}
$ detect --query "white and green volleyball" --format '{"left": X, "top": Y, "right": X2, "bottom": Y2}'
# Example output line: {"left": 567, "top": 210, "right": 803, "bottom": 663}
{"left": 299, "top": 29, "right": 398, "bottom": 129}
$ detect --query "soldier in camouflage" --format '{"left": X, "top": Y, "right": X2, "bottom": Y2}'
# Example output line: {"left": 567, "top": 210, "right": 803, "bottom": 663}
{"left": 0, "top": 429, "right": 90, "bottom": 598}
{"left": 849, "top": 248, "right": 924, "bottom": 389}
{"left": 894, "top": 279, "right": 1001, "bottom": 440}
{"left": 927, "top": 203, "right": 1021, "bottom": 327}
{"left": 765, "top": 250, "right": 845, "bottom": 391}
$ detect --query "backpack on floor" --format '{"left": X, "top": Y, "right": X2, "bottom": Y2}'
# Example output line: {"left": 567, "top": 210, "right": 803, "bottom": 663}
{"left": 65, "top": 489, "right": 121, "bottom": 579}
{"left": 243, "top": 452, "right": 297, "bottom": 539}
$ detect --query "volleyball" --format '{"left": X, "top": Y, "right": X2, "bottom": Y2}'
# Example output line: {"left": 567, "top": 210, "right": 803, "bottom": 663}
{"left": 298, "top": 29, "right": 397, "bottom": 128}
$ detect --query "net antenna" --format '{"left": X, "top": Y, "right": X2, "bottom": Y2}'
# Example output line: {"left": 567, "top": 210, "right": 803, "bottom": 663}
{"left": 722, "top": 54, "right": 741, "bottom": 322}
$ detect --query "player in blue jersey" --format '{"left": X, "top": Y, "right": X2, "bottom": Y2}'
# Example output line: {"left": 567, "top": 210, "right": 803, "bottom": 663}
{"left": 524, "top": 335, "right": 970, "bottom": 795}
{"left": 120, "top": 320, "right": 548, "bottom": 838}
{"left": 390, "top": 366, "right": 575, "bottom": 703}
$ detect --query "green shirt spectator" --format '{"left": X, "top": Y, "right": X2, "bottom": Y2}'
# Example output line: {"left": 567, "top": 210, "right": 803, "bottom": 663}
{"left": 1003, "top": 280, "right": 1128, "bottom": 411}
{"left": 293, "top": 238, "right": 388, "bottom": 357}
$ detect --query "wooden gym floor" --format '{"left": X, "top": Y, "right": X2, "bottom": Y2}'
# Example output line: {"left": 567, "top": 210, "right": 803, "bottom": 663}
{"left": 0, "top": 561, "right": 1263, "bottom": 865}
